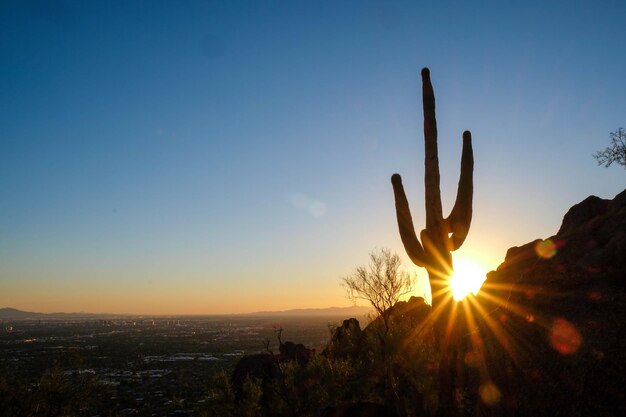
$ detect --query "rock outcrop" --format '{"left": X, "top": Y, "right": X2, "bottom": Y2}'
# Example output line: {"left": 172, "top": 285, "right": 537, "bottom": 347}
{"left": 484, "top": 187, "right": 626, "bottom": 318}
{"left": 231, "top": 341, "right": 314, "bottom": 404}
{"left": 324, "top": 297, "right": 431, "bottom": 361}
{"left": 323, "top": 318, "right": 366, "bottom": 360}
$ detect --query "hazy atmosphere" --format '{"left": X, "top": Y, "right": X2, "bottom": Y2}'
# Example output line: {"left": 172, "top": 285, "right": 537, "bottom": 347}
{"left": 1, "top": 0, "right": 624, "bottom": 314}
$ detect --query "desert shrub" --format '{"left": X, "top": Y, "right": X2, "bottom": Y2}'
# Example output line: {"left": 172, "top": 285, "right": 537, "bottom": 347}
{"left": 202, "top": 370, "right": 263, "bottom": 417}
{"left": 0, "top": 364, "right": 109, "bottom": 417}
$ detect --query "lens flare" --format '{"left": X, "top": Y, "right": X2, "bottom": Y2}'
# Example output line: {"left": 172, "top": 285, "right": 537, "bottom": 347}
{"left": 449, "top": 258, "right": 487, "bottom": 301}
{"left": 549, "top": 318, "right": 582, "bottom": 355}
{"left": 535, "top": 239, "right": 557, "bottom": 259}
{"left": 479, "top": 381, "right": 502, "bottom": 406}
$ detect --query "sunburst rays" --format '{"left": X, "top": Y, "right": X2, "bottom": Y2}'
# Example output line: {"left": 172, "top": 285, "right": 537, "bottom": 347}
{"left": 402, "top": 249, "right": 585, "bottom": 410}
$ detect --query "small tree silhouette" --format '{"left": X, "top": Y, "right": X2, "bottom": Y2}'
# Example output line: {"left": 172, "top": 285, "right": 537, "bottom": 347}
{"left": 342, "top": 248, "right": 414, "bottom": 336}
{"left": 594, "top": 127, "right": 626, "bottom": 168}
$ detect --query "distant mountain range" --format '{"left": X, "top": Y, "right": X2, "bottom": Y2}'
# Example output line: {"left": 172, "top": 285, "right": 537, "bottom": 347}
{"left": 0, "top": 305, "right": 373, "bottom": 320}
{"left": 0, "top": 307, "right": 110, "bottom": 320}
{"left": 0, "top": 307, "right": 45, "bottom": 319}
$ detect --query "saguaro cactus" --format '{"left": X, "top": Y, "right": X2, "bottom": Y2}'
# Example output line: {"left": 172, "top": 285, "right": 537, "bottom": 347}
{"left": 391, "top": 68, "right": 473, "bottom": 312}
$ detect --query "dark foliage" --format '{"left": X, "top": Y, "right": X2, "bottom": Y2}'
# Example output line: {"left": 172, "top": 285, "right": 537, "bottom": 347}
{"left": 0, "top": 364, "right": 109, "bottom": 417}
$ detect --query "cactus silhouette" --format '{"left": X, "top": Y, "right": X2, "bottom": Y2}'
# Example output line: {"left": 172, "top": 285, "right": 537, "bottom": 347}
{"left": 391, "top": 68, "right": 473, "bottom": 312}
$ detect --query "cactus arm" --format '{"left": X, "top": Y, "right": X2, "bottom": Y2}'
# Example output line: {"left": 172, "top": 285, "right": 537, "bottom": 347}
{"left": 445, "top": 130, "right": 474, "bottom": 251}
{"left": 421, "top": 68, "right": 445, "bottom": 236}
{"left": 391, "top": 173, "right": 427, "bottom": 267}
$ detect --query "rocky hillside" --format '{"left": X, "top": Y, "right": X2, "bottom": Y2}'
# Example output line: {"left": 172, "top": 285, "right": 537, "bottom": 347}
{"left": 486, "top": 188, "right": 626, "bottom": 298}
{"left": 477, "top": 187, "right": 626, "bottom": 416}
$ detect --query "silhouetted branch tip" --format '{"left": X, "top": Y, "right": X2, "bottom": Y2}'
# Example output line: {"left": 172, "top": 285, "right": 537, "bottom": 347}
{"left": 593, "top": 128, "right": 625, "bottom": 168}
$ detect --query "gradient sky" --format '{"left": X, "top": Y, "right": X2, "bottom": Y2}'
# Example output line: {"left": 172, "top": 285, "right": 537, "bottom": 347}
{"left": 1, "top": 1, "right": 624, "bottom": 314}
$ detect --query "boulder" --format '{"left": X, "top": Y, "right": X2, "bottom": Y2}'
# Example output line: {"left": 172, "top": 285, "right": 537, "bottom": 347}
{"left": 323, "top": 318, "right": 365, "bottom": 360}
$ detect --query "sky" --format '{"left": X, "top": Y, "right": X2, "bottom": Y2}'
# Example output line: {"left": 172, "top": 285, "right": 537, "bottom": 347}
{"left": 1, "top": 0, "right": 624, "bottom": 315}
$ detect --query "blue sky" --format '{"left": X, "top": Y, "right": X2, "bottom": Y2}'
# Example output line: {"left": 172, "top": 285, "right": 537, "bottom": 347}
{"left": 1, "top": 1, "right": 624, "bottom": 314}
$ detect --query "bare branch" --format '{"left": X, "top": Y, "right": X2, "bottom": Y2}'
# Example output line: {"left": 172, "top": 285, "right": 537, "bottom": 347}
{"left": 594, "top": 127, "right": 626, "bottom": 168}
{"left": 342, "top": 248, "right": 416, "bottom": 331}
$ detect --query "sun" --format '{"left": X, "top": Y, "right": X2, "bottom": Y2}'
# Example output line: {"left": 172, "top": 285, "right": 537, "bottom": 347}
{"left": 449, "top": 258, "right": 487, "bottom": 301}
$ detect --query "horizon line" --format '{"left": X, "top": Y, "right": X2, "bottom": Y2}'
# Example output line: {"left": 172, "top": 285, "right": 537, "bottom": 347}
{"left": 0, "top": 304, "right": 375, "bottom": 318}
